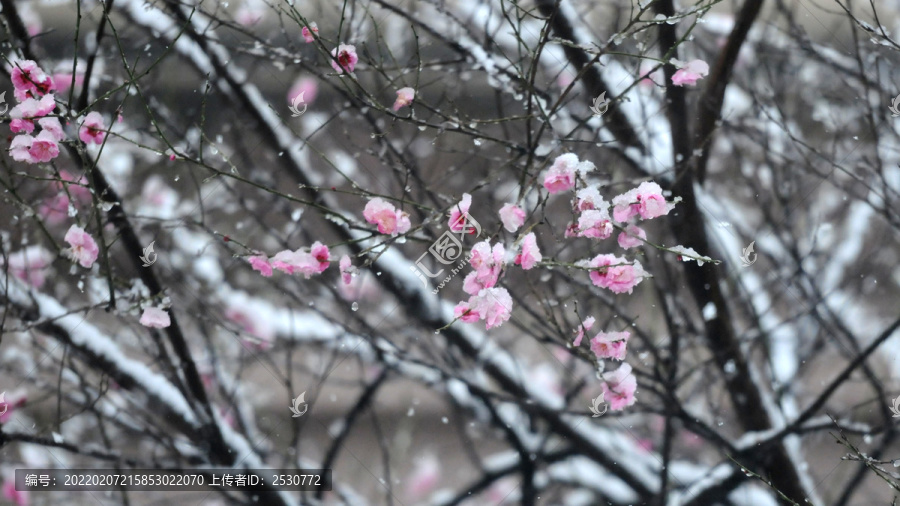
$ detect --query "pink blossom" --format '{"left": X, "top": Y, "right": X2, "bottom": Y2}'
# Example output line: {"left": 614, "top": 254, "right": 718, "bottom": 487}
{"left": 0, "top": 391, "right": 28, "bottom": 424}
{"left": 38, "top": 117, "right": 65, "bottom": 141}
{"left": 457, "top": 287, "right": 513, "bottom": 329}
{"left": 612, "top": 181, "right": 669, "bottom": 221}
{"left": 9, "top": 135, "right": 34, "bottom": 162}
{"left": 363, "top": 197, "right": 411, "bottom": 236}
{"left": 600, "top": 363, "right": 637, "bottom": 411}
{"left": 301, "top": 22, "right": 319, "bottom": 43}
{"left": 27, "top": 130, "right": 60, "bottom": 163}
{"left": 3, "top": 246, "right": 53, "bottom": 288}
{"left": 140, "top": 307, "right": 171, "bottom": 329}
{"left": 453, "top": 300, "right": 481, "bottom": 323}
{"left": 405, "top": 455, "right": 440, "bottom": 501}
{"left": 38, "top": 193, "right": 69, "bottom": 225}
{"left": 589, "top": 331, "right": 631, "bottom": 360}
{"left": 588, "top": 254, "right": 646, "bottom": 294}
{"left": 10, "top": 59, "right": 54, "bottom": 101}
{"left": 78, "top": 112, "right": 106, "bottom": 144}
{"left": 542, "top": 153, "right": 578, "bottom": 193}
{"left": 392, "top": 87, "right": 415, "bottom": 111}
{"left": 63, "top": 224, "right": 99, "bottom": 268}
{"left": 464, "top": 240, "right": 505, "bottom": 294}
{"left": 577, "top": 209, "right": 614, "bottom": 239}
{"left": 671, "top": 59, "right": 710, "bottom": 87}
{"left": 330, "top": 44, "right": 358, "bottom": 74}
{"left": 498, "top": 203, "right": 526, "bottom": 232}
{"left": 288, "top": 77, "right": 318, "bottom": 105}
{"left": 469, "top": 287, "right": 513, "bottom": 329}
{"left": 10, "top": 94, "right": 57, "bottom": 120}
{"left": 514, "top": 232, "right": 541, "bottom": 270}
{"left": 10, "top": 119, "right": 34, "bottom": 134}
{"left": 573, "top": 316, "right": 595, "bottom": 347}
{"left": 270, "top": 242, "right": 330, "bottom": 278}
{"left": 248, "top": 255, "right": 273, "bottom": 277}
{"left": 339, "top": 255, "right": 356, "bottom": 285}
{"left": 575, "top": 186, "right": 607, "bottom": 212}
{"left": 56, "top": 171, "right": 92, "bottom": 203}
{"left": 617, "top": 225, "right": 647, "bottom": 250}
{"left": 448, "top": 193, "right": 474, "bottom": 233}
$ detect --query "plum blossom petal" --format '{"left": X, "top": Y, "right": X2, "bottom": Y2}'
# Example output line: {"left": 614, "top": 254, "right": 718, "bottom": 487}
{"left": 27, "top": 130, "right": 59, "bottom": 163}
{"left": 617, "top": 225, "right": 647, "bottom": 250}
{"left": 448, "top": 193, "right": 474, "bottom": 233}
{"left": 363, "top": 197, "right": 411, "bottom": 236}
{"left": 590, "top": 331, "right": 631, "bottom": 360}
{"left": 588, "top": 254, "right": 647, "bottom": 294}
{"left": 330, "top": 44, "right": 358, "bottom": 73}
{"left": 600, "top": 363, "right": 637, "bottom": 411}
{"left": 392, "top": 87, "right": 415, "bottom": 111}
{"left": 301, "top": 22, "right": 319, "bottom": 43}
{"left": 140, "top": 307, "right": 171, "bottom": 329}
{"left": 498, "top": 203, "right": 526, "bottom": 232}
{"left": 671, "top": 59, "right": 710, "bottom": 86}
{"left": 575, "top": 186, "right": 608, "bottom": 212}
{"left": 78, "top": 112, "right": 106, "bottom": 144}
{"left": 339, "top": 255, "right": 357, "bottom": 285}
{"left": 63, "top": 224, "right": 99, "bottom": 268}
{"left": 542, "top": 153, "right": 579, "bottom": 194}
{"left": 9, "top": 135, "right": 34, "bottom": 162}
{"left": 38, "top": 117, "right": 65, "bottom": 141}
{"left": 10, "top": 119, "right": 34, "bottom": 134}
{"left": 11, "top": 59, "right": 54, "bottom": 100}
{"left": 514, "top": 232, "right": 541, "bottom": 270}
{"left": 248, "top": 255, "right": 273, "bottom": 277}
{"left": 468, "top": 287, "right": 513, "bottom": 329}
{"left": 577, "top": 209, "right": 614, "bottom": 239}
{"left": 573, "top": 316, "right": 595, "bottom": 347}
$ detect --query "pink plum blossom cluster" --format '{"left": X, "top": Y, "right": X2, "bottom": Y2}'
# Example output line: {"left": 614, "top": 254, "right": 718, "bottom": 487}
{"left": 7, "top": 60, "right": 107, "bottom": 165}
{"left": 573, "top": 316, "right": 637, "bottom": 411}
{"left": 247, "top": 242, "right": 331, "bottom": 279}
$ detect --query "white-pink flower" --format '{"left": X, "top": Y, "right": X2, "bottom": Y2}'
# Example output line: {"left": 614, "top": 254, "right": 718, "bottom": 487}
{"left": 330, "top": 44, "right": 358, "bottom": 73}
{"left": 588, "top": 253, "right": 647, "bottom": 294}
{"left": 448, "top": 193, "right": 474, "bottom": 233}
{"left": 671, "top": 59, "right": 709, "bottom": 87}
{"left": 575, "top": 186, "right": 608, "bottom": 212}
{"left": 464, "top": 240, "right": 505, "bottom": 294}
{"left": 38, "top": 117, "right": 65, "bottom": 141}
{"left": 9, "top": 135, "right": 35, "bottom": 163}
{"left": 10, "top": 59, "right": 54, "bottom": 101}
{"left": 270, "top": 241, "right": 331, "bottom": 278}
{"left": 10, "top": 94, "right": 56, "bottom": 119}
{"left": 140, "top": 307, "right": 171, "bottom": 329}
{"left": 248, "top": 255, "right": 273, "bottom": 277}
{"left": 363, "top": 197, "right": 411, "bottom": 236}
{"left": 542, "top": 153, "right": 578, "bottom": 194}
{"left": 600, "top": 363, "right": 637, "bottom": 411}
{"left": 573, "top": 316, "right": 595, "bottom": 347}
{"left": 63, "top": 224, "right": 99, "bottom": 268}
{"left": 617, "top": 225, "right": 647, "bottom": 250}
{"left": 301, "top": 22, "right": 319, "bottom": 43}
{"left": 27, "top": 130, "right": 60, "bottom": 163}
{"left": 590, "top": 331, "right": 631, "bottom": 361}
{"left": 514, "top": 232, "right": 541, "bottom": 270}
{"left": 3, "top": 245, "right": 53, "bottom": 288}
{"left": 339, "top": 254, "right": 357, "bottom": 285}
{"left": 612, "top": 181, "right": 670, "bottom": 221}
{"left": 392, "top": 87, "right": 415, "bottom": 111}
{"left": 577, "top": 209, "right": 614, "bottom": 239}
{"left": 498, "top": 203, "right": 526, "bottom": 232}
{"left": 78, "top": 112, "right": 106, "bottom": 144}
{"left": 460, "top": 287, "right": 513, "bottom": 330}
